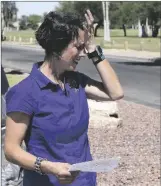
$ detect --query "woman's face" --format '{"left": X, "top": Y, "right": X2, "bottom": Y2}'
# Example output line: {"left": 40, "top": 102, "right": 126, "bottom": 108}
{"left": 60, "top": 29, "right": 86, "bottom": 71}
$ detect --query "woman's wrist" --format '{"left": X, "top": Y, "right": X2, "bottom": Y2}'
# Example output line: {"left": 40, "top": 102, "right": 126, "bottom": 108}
{"left": 86, "top": 44, "right": 96, "bottom": 53}
{"left": 40, "top": 160, "right": 54, "bottom": 174}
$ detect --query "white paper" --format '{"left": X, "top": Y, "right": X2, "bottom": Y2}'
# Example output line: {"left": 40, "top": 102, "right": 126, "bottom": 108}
{"left": 69, "top": 158, "right": 120, "bottom": 173}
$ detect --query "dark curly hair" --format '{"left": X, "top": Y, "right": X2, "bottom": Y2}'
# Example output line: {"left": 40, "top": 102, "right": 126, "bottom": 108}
{"left": 35, "top": 11, "right": 84, "bottom": 57}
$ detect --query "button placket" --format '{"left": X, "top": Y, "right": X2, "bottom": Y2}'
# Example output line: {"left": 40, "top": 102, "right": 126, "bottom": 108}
{"left": 65, "top": 82, "right": 75, "bottom": 114}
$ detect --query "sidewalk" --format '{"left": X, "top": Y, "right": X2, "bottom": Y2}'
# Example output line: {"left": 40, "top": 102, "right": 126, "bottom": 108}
{"left": 103, "top": 48, "right": 160, "bottom": 61}
{"left": 2, "top": 41, "right": 161, "bottom": 61}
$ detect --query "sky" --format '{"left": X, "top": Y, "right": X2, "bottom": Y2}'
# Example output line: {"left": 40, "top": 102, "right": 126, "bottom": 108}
{"left": 16, "top": 2, "right": 59, "bottom": 18}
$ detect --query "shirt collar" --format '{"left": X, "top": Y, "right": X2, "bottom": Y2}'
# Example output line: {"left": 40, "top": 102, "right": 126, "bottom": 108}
{"left": 30, "top": 61, "right": 58, "bottom": 89}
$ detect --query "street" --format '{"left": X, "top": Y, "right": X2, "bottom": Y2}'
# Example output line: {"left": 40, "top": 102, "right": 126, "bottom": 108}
{"left": 2, "top": 44, "right": 160, "bottom": 109}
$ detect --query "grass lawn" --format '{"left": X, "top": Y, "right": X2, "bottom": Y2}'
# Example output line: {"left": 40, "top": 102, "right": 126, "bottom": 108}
{"left": 6, "top": 74, "right": 28, "bottom": 87}
{"left": 5, "top": 29, "right": 161, "bottom": 52}
{"left": 96, "top": 29, "right": 160, "bottom": 52}
{"left": 5, "top": 30, "right": 35, "bottom": 40}
{"left": 5, "top": 30, "right": 36, "bottom": 43}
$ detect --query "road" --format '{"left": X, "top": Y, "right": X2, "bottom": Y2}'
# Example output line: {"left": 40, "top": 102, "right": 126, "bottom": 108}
{"left": 2, "top": 44, "right": 160, "bottom": 109}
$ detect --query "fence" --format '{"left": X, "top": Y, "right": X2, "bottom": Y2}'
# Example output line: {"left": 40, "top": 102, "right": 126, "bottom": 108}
{"left": 7, "top": 36, "right": 37, "bottom": 45}
{"left": 100, "top": 39, "right": 160, "bottom": 51}
{"left": 6, "top": 35, "right": 161, "bottom": 52}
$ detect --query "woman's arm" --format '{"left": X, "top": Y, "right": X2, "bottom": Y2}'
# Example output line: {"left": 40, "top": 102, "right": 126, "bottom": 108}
{"left": 5, "top": 112, "right": 63, "bottom": 173}
{"left": 5, "top": 112, "right": 38, "bottom": 170}
{"left": 84, "top": 58, "right": 124, "bottom": 101}
{"left": 5, "top": 112, "right": 69, "bottom": 173}
{"left": 83, "top": 10, "right": 124, "bottom": 101}
{"left": 4, "top": 112, "right": 78, "bottom": 184}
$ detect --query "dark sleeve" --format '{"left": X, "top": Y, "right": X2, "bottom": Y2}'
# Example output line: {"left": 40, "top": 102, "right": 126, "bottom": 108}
{"left": 77, "top": 72, "right": 89, "bottom": 88}
{"left": 5, "top": 86, "right": 35, "bottom": 116}
{"left": 1, "top": 66, "right": 9, "bottom": 95}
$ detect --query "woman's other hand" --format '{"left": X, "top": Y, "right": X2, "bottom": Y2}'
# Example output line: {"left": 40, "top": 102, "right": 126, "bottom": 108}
{"left": 41, "top": 161, "right": 80, "bottom": 184}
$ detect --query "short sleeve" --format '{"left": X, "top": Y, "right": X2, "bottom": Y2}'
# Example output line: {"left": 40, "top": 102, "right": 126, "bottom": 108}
{"left": 1, "top": 66, "right": 9, "bottom": 95}
{"left": 5, "top": 86, "right": 35, "bottom": 116}
{"left": 77, "top": 72, "right": 89, "bottom": 88}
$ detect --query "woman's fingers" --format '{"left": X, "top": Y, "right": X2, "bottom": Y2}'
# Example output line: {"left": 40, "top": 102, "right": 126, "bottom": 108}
{"left": 85, "top": 13, "right": 91, "bottom": 26}
{"left": 58, "top": 176, "right": 74, "bottom": 180}
{"left": 59, "top": 180, "right": 73, "bottom": 185}
{"left": 57, "top": 175, "right": 74, "bottom": 184}
{"left": 86, "top": 9, "right": 94, "bottom": 24}
{"left": 58, "top": 173, "right": 79, "bottom": 184}
{"left": 84, "top": 9, "right": 94, "bottom": 37}
{"left": 84, "top": 9, "right": 95, "bottom": 50}
{"left": 85, "top": 9, "right": 94, "bottom": 27}
{"left": 83, "top": 24, "right": 88, "bottom": 31}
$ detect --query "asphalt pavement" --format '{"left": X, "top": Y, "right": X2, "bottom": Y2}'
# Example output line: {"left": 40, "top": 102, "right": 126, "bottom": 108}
{"left": 2, "top": 44, "right": 160, "bottom": 109}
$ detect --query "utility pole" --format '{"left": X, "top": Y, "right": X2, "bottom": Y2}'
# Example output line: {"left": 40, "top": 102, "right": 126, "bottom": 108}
{"left": 102, "top": 1, "right": 110, "bottom": 42}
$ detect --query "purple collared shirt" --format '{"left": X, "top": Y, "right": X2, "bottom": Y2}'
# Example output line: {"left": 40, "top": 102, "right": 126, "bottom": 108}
{"left": 6, "top": 62, "right": 96, "bottom": 186}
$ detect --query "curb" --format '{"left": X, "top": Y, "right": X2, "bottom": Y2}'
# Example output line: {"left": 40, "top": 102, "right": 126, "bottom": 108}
{"left": 104, "top": 54, "right": 157, "bottom": 62}
{"left": 106, "top": 55, "right": 161, "bottom": 63}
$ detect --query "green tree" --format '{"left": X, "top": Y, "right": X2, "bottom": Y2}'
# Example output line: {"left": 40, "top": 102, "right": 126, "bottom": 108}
{"left": 109, "top": 2, "right": 160, "bottom": 37}
{"left": 56, "top": 2, "right": 75, "bottom": 13}
{"left": 1, "top": 1, "right": 18, "bottom": 28}
{"left": 27, "top": 14, "right": 41, "bottom": 30}
{"left": 145, "top": 2, "right": 160, "bottom": 37}
{"left": 55, "top": 1, "right": 160, "bottom": 37}
{"left": 56, "top": 1, "right": 103, "bottom": 36}
{"left": 109, "top": 2, "right": 122, "bottom": 29}
{"left": 19, "top": 15, "right": 28, "bottom": 30}
{"left": 125, "top": 1, "right": 161, "bottom": 37}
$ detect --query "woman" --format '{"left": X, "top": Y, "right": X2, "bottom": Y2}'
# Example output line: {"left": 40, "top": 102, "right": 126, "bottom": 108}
{"left": 4, "top": 10, "right": 124, "bottom": 186}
